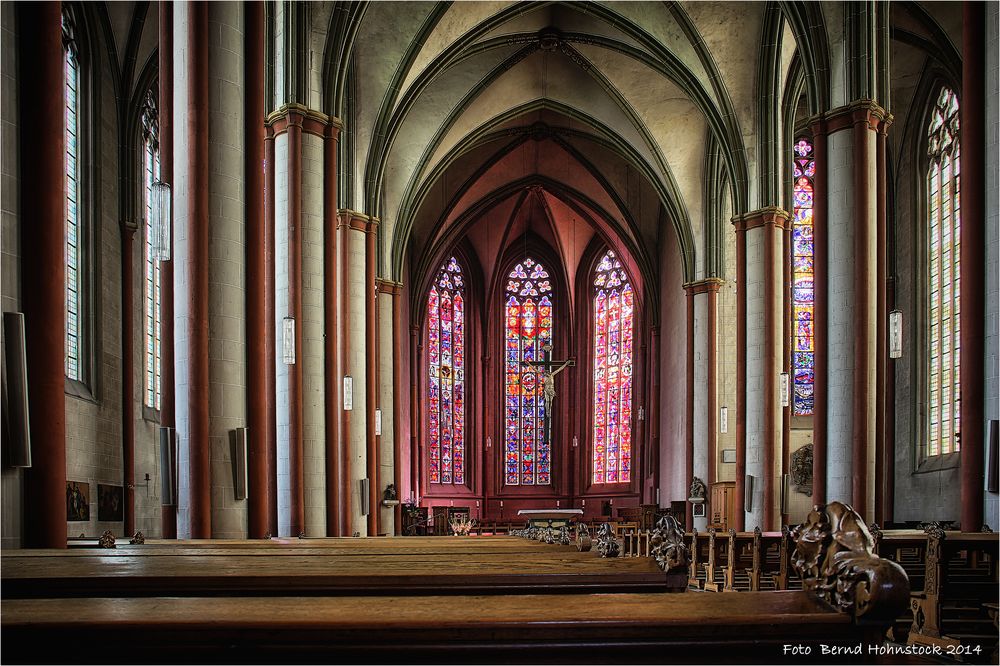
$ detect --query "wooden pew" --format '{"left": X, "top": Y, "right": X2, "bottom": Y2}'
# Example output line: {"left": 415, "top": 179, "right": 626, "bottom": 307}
{"left": 703, "top": 528, "right": 730, "bottom": 592}
{"left": 688, "top": 530, "right": 709, "bottom": 590}
{"left": 1, "top": 501, "right": 911, "bottom": 664}
{"left": 1, "top": 591, "right": 890, "bottom": 664}
{"left": 2, "top": 538, "right": 677, "bottom": 598}
{"left": 907, "top": 528, "right": 999, "bottom": 656}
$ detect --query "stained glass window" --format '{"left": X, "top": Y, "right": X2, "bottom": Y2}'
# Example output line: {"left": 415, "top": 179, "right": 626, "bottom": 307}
{"left": 64, "top": 11, "right": 83, "bottom": 381}
{"left": 592, "top": 250, "right": 633, "bottom": 484}
{"left": 792, "top": 138, "right": 816, "bottom": 416}
{"left": 428, "top": 257, "right": 466, "bottom": 484}
{"left": 504, "top": 258, "right": 553, "bottom": 485}
{"left": 141, "top": 91, "right": 162, "bottom": 411}
{"left": 927, "top": 87, "right": 961, "bottom": 456}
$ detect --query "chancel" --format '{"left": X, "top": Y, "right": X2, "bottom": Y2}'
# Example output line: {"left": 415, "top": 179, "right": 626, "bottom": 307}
{"left": 1, "top": 0, "right": 998, "bottom": 663}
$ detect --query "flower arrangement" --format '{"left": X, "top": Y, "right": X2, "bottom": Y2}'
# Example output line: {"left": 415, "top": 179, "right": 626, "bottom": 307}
{"left": 449, "top": 515, "right": 476, "bottom": 536}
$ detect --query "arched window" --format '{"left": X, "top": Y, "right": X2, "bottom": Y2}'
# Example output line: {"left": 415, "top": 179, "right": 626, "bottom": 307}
{"left": 141, "top": 90, "right": 162, "bottom": 411}
{"left": 791, "top": 138, "right": 816, "bottom": 416}
{"left": 64, "top": 8, "right": 85, "bottom": 382}
{"left": 504, "top": 258, "right": 553, "bottom": 486}
{"left": 427, "top": 257, "right": 466, "bottom": 484}
{"left": 592, "top": 250, "right": 634, "bottom": 484}
{"left": 927, "top": 87, "right": 961, "bottom": 457}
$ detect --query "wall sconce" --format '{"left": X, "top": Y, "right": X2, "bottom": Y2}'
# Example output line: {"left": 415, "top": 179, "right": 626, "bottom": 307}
{"left": 282, "top": 316, "right": 295, "bottom": 364}
{"left": 779, "top": 372, "right": 790, "bottom": 408}
{"left": 889, "top": 309, "right": 903, "bottom": 359}
{"left": 149, "top": 181, "right": 171, "bottom": 260}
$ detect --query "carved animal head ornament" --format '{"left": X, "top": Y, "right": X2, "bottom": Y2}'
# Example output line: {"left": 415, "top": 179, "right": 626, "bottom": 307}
{"left": 790, "top": 502, "right": 910, "bottom": 624}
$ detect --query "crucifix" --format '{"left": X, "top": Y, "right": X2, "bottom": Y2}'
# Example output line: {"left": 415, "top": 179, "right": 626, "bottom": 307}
{"left": 525, "top": 344, "right": 575, "bottom": 447}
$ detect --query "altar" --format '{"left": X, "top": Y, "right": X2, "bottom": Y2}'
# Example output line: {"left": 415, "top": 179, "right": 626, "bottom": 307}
{"left": 517, "top": 509, "right": 584, "bottom": 529}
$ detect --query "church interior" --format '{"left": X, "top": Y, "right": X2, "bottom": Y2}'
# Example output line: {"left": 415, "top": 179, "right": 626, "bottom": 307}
{"left": 1, "top": 0, "right": 999, "bottom": 662}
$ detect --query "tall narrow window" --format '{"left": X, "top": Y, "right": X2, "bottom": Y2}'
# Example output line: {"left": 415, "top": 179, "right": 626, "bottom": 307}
{"left": 141, "top": 91, "right": 162, "bottom": 411}
{"left": 428, "top": 257, "right": 465, "bottom": 484}
{"left": 592, "top": 250, "right": 634, "bottom": 484}
{"left": 791, "top": 138, "right": 816, "bottom": 416}
{"left": 927, "top": 87, "right": 961, "bottom": 456}
{"left": 504, "top": 258, "right": 553, "bottom": 485}
{"left": 64, "top": 11, "right": 83, "bottom": 381}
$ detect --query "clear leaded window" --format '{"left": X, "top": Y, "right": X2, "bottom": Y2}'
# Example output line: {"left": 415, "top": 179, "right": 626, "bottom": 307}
{"left": 503, "top": 258, "right": 553, "bottom": 486}
{"left": 427, "top": 257, "right": 466, "bottom": 484}
{"left": 592, "top": 250, "right": 634, "bottom": 484}
{"left": 141, "top": 91, "right": 162, "bottom": 411}
{"left": 927, "top": 87, "right": 961, "bottom": 456}
{"left": 64, "top": 10, "right": 83, "bottom": 381}
{"left": 791, "top": 138, "right": 816, "bottom": 416}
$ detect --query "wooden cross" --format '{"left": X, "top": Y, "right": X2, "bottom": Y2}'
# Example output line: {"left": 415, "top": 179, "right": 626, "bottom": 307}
{"left": 524, "top": 344, "right": 575, "bottom": 448}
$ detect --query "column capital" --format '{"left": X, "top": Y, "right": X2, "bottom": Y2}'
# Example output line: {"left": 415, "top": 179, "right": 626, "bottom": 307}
{"left": 731, "top": 207, "right": 791, "bottom": 232}
{"left": 338, "top": 209, "right": 379, "bottom": 233}
{"left": 266, "top": 103, "right": 343, "bottom": 138}
{"left": 376, "top": 279, "right": 403, "bottom": 295}
{"left": 814, "top": 100, "right": 891, "bottom": 135}
{"left": 683, "top": 277, "right": 724, "bottom": 295}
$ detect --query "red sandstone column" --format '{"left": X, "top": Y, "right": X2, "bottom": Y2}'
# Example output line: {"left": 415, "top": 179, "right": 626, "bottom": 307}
{"left": 649, "top": 326, "right": 661, "bottom": 503}
{"left": 960, "top": 0, "right": 985, "bottom": 531}
{"left": 185, "top": 1, "right": 211, "bottom": 538}
{"left": 324, "top": 125, "right": 341, "bottom": 536}
{"left": 733, "top": 219, "right": 747, "bottom": 532}
{"left": 159, "top": 0, "right": 177, "bottom": 540}
{"left": 388, "top": 282, "right": 404, "bottom": 533}
{"left": 781, "top": 225, "right": 791, "bottom": 526}
{"left": 244, "top": 0, "right": 268, "bottom": 539}
{"left": 810, "top": 120, "right": 828, "bottom": 506}
{"left": 366, "top": 221, "right": 379, "bottom": 535}
{"left": 121, "top": 223, "right": 136, "bottom": 536}
{"left": 338, "top": 213, "right": 354, "bottom": 534}
{"left": 287, "top": 112, "right": 304, "bottom": 536}
{"left": 875, "top": 118, "right": 890, "bottom": 525}
{"left": 264, "top": 125, "right": 278, "bottom": 535}
{"left": 19, "top": 1, "right": 66, "bottom": 549}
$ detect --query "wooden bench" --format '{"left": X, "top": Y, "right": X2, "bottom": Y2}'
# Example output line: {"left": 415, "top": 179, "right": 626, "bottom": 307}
{"left": 1, "top": 501, "right": 911, "bottom": 663}
{"left": 3, "top": 538, "right": 677, "bottom": 598}
{"left": 906, "top": 528, "right": 998, "bottom": 656}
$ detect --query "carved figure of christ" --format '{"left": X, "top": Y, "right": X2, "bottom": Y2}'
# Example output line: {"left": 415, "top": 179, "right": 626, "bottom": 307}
{"left": 524, "top": 344, "right": 575, "bottom": 450}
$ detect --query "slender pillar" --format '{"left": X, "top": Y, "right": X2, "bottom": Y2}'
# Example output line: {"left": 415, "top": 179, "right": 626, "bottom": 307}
{"left": 159, "top": 0, "right": 177, "bottom": 540}
{"left": 366, "top": 222, "right": 379, "bottom": 536}
{"left": 287, "top": 114, "right": 304, "bottom": 535}
{"left": 707, "top": 284, "right": 719, "bottom": 491}
{"left": 245, "top": 0, "right": 267, "bottom": 539}
{"left": 781, "top": 225, "right": 791, "bottom": 526}
{"left": 175, "top": 1, "right": 211, "bottom": 538}
{"left": 960, "top": 0, "right": 986, "bottom": 530}
{"left": 324, "top": 124, "right": 341, "bottom": 536}
{"left": 19, "top": 1, "right": 65, "bottom": 548}
{"left": 685, "top": 289, "right": 695, "bottom": 529}
{"left": 810, "top": 119, "right": 829, "bottom": 506}
{"left": 874, "top": 117, "right": 890, "bottom": 525}
{"left": 387, "top": 282, "right": 404, "bottom": 533}
{"left": 649, "top": 326, "right": 662, "bottom": 503}
{"left": 851, "top": 107, "right": 874, "bottom": 518}
{"left": 121, "top": 224, "right": 136, "bottom": 537}
{"left": 686, "top": 279, "right": 720, "bottom": 530}
{"left": 409, "top": 325, "right": 420, "bottom": 503}
{"left": 264, "top": 125, "right": 278, "bottom": 535}
{"left": 338, "top": 214, "right": 354, "bottom": 534}
{"left": 733, "top": 220, "right": 747, "bottom": 532}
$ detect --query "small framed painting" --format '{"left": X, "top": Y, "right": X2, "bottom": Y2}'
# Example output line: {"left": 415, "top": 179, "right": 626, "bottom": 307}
{"left": 97, "top": 484, "right": 124, "bottom": 522}
{"left": 66, "top": 481, "right": 90, "bottom": 522}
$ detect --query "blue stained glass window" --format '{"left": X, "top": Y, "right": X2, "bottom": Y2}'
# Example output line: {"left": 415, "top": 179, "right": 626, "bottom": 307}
{"left": 792, "top": 138, "right": 816, "bottom": 415}
{"left": 428, "top": 257, "right": 466, "bottom": 484}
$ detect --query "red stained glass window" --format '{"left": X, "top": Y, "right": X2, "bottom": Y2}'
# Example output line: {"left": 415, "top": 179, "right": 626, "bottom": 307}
{"left": 592, "top": 250, "right": 633, "bottom": 484}
{"left": 792, "top": 138, "right": 815, "bottom": 416}
{"left": 428, "top": 257, "right": 465, "bottom": 484}
{"left": 504, "top": 258, "right": 553, "bottom": 485}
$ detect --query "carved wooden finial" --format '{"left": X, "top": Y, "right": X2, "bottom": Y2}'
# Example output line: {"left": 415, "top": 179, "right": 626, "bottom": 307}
{"left": 98, "top": 530, "right": 116, "bottom": 549}
{"left": 576, "top": 524, "right": 592, "bottom": 552}
{"left": 129, "top": 531, "right": 145, "bottom": 545}
{"left": 596, "top": 522, "right": 621, "bottom": 558}
{"left": 649, "top": 514, "right": 689, "bottom": 573}
{"left": 790, "top": 502, "right": 909, "bottom": 624}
